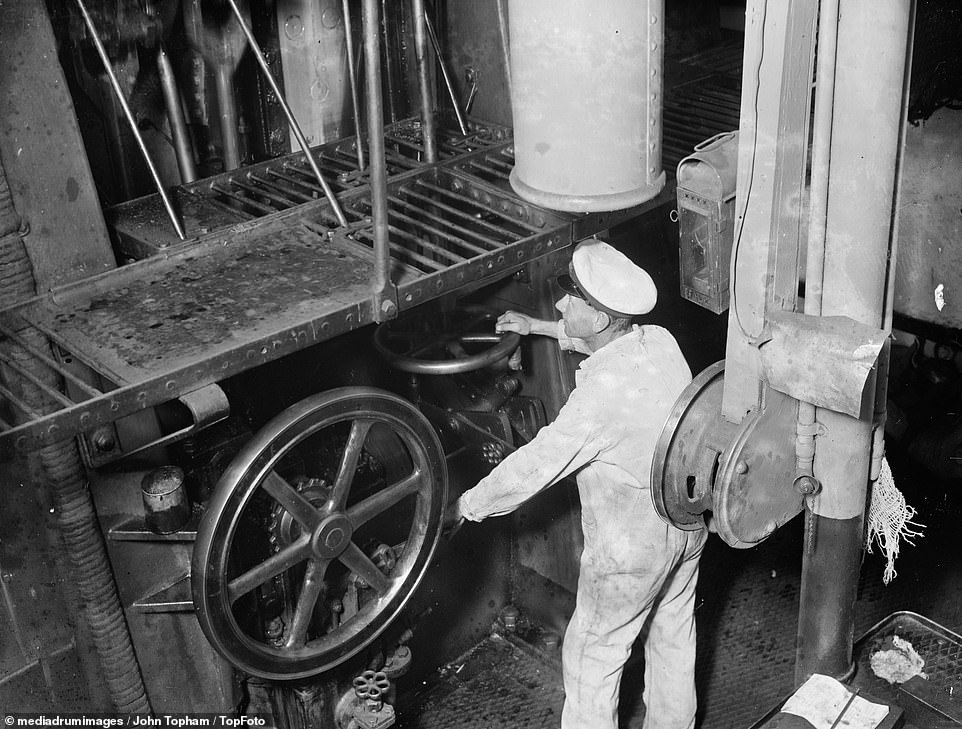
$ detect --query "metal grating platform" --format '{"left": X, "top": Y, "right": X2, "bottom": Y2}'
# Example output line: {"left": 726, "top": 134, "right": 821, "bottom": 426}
{"left": 107, "top": 118, "right": 513, "bottom": 258}
{"left": 690, "top": 520, "right": 802, "bottom": 728}
{"left": 0, "top": 107, "right": 683, "bottom": 461}
{"left": 663, "top": 40, "right": 743, "bottom": 175}
{"left": 397, "top": 634, "right": 564, "bottom": 729}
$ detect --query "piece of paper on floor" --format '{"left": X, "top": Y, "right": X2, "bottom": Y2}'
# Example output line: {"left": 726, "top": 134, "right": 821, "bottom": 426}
{"left": 781, "top": 674, "right": 890, "bottom": 729}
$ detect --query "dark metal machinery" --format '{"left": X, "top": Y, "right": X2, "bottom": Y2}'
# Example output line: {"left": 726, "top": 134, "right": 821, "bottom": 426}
{"left": 4, "top": 0, "right": 929, "bottom": 723}
{"left": 0, "top": 0, "right": 671, "bottom": 721}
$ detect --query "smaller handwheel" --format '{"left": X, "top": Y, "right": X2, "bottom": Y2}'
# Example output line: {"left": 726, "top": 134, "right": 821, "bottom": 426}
{"left": 373, "top": 306, "right": 521, "bottom": 375}
{"left": 191, "top": 387, "right": 447, "bottom": 680}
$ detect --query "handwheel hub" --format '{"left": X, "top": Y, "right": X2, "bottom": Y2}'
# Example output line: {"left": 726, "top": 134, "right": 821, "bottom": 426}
{"left": 312, "top": 513, "right": 353, "bottom": 558}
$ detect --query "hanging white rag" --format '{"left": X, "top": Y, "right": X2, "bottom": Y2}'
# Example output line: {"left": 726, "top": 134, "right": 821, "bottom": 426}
{"left": 866, "top": 455, "right": 924, "bottom": 584}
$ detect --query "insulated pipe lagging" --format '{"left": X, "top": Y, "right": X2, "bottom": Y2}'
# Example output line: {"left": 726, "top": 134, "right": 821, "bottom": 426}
{"left": 0, "top": 157, "right": 150, "bottom": 713}
{"left": 38, "top": 439, "right": 150, "bottom": 712}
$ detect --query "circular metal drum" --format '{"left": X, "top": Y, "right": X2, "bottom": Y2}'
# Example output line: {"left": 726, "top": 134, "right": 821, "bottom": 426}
{"left": 508, "top": 0, "right": 666, "bottom": 212}
{"left": 652, "top": 361, "right": 804, "bottom": 548}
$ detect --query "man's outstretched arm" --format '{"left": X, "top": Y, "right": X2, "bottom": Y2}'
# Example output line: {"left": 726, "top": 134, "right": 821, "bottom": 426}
{"left": 456, "top": 385, "right": 604, "bottom": 521}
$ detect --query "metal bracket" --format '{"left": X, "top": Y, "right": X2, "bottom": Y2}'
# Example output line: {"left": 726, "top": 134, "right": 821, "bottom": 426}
{"left": 373, "top": 283, "right": 400, "bottom": 324}
{"left": 130, "top": 572, "right": 194, "bottom": 614}
{"left": 84, "top": 384, "right": 231, "bottom": 467}
{"left": 420, "top": 402, "right": 515, "bottom": 466}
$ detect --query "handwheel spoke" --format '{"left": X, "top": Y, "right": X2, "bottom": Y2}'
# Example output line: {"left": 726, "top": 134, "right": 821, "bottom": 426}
{"left": 339, "top": 542, "right": 392, "bottom": 596}
{"left": 331, "top": 419, "right": 374, "bottom": 509}
{"left": 228, "top": 535, "right": 312, "bottom": 603}
{"left": 262, "top": 471, "right": 322, "bottom": 531}
{"left": 460, "top": 333, "right": 500, "bottom": 344}
{"left": 284, "top": 558, "right": 330, "bottom": 648}
{"left": 347, "top": 471, "right": 423, "bottom": 528}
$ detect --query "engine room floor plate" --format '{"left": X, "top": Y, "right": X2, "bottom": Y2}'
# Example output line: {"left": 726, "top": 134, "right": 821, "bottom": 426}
{"left": 398, "top": 634, "right": 564, "bottom": 728}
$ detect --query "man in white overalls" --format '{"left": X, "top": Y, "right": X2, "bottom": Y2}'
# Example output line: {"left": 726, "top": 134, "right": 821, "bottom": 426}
{"left": 454, "top": 237, "right": 708, "bottom": 729}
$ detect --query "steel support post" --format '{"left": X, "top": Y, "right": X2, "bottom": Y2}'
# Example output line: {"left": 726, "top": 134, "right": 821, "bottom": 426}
{"left": 721, "top": 0, "right": 817, "bottom": 421}
{"left": 411, "top": 0, "right": 438, "bottom": 163}
{"left": 361, "top": 0, "right": 396, "bottom": 321}
{"left": 795, "top": 0, "right": 913, "bottom": 682}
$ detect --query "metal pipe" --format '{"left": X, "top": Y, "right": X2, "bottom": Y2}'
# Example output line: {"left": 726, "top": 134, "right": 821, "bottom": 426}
{"left": 74, "top": 0, "right": 186, "bottom": 240}
{"left": 157, "top": 45, "right": 197, "bottom": 182}
{"left": 411, "top": 0, "right": 439, "bottom": 162}
{"left": 380, "top": 0, "right": 398, "bottom": 124}
{"left": 424, "top": 12, "right": 468, "bottom": 136}
{"left": 795, "top": 0, "right": 840, "bottom": 488}
{"left": 361, "top": 0, "right": 391, "bottom": 304}
{"left": 883, "top": 0, "right": 916, "bottom": 337}
{"left": 803, "top": 0, "right": 840, "bottom": 321}
{"left": 495, "top": 0, "right": 512, "bottom": 99}
{"left": 214, "top": 64, "right": 242, "bottom": 170}
{"left": 0, "top": 156, "right": 151, "bottom": 714}
{"left": 223, "top": 0, "right": 348, "bottom": 227}
{"left": 870, "top": 0, "right": 915, "bottom": 503}
{"left": 795, "top": 0, "right": 913, "bottom": 684}
{"left": 342, "top": 0, "right": 366, "bottom": 170}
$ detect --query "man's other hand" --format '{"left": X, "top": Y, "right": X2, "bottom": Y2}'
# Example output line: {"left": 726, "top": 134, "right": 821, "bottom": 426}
{"left": 496, "top": 310, "right": 535, "bottom": 335}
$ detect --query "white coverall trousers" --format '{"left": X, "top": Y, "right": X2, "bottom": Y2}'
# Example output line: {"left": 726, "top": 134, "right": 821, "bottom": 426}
{"left": 562, "top": 476, "right": 707, "bottom": 729}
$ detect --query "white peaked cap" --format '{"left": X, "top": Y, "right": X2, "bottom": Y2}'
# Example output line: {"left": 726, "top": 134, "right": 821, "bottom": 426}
{"left": 566, "top": 238, "right": 657, "bottom": 317}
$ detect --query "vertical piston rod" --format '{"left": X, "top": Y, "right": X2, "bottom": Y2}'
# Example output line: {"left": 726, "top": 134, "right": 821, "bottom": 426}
{"left": 224, "top": 0, "right": 348, "bottom": 227}
{"left": 74, "top": 0, "right": 186, "bottom": 240}
{"left": 157, "top": 45, "right": 197, "bottom": 182}
{"left": 411, "top": 0, "right": 438, "bottom": 162}
{"left": 495, "top": 0, "right": 512, "bottom": 99}
{"left": 361, "top": 0, "right": 393, "bottom": 314}
{"left": 342, "top": 0, "right": 366, "bottom": 170}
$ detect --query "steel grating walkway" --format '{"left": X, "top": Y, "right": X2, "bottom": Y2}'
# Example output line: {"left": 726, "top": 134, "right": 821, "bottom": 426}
{"left": 398, "top": 502, "right": 962, "bottom": 729}
{"left": 0, "top": 33, "right": 744, "bottom": 463}
{"left": 0, "top": 117, "right": 660, "bottom": 462}
{"left": 398, "top": 634, "right": 565, "bottom": 728}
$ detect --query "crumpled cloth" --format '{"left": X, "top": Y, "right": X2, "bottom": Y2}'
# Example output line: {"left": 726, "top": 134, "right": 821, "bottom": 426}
{"left": 865, "top": 456, "right": 923, "bottom": 584}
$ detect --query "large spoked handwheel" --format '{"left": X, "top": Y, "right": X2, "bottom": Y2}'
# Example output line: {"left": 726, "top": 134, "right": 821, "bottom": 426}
{"left": 191, "top": 387, "right": 447, "bottom": 681}
{"left": 373, "top": 306, "right": 521, "bottom": 375}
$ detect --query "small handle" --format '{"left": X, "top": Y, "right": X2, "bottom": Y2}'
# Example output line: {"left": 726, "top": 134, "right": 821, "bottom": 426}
{"left": 694, "top": 130, "right": 737, "bottom": 152}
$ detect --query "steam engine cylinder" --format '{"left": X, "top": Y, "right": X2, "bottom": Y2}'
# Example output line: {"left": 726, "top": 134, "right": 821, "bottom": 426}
{"left": 507, "top": 0, "right": 666, "bottom": 212}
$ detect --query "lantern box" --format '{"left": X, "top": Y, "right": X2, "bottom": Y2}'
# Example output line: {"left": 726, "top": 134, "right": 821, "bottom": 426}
{"left": 676, "top": 131, "right": 739, "bottom": 314}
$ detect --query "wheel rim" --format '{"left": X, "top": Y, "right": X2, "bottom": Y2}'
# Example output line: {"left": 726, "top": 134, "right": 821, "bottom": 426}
{"left": 373, "top": 306, "right": 521, "bottom": 375}
{"left": 191, "top": 387, "right": 447, "bottom": 680}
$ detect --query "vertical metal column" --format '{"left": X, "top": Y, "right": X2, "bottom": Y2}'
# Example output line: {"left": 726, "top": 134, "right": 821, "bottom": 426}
{"left": 411, "top": 0, "right": 438, "bottom": 162}
{"left": 157, "top": 45, "right": 198, "bottom": 183}
{"left": 721, "top": 0, "right": 818, "bottom": 421}
{"left": 362, "top": 0, "right": 395, "bottom": 320}
{"left": 795, "top": 0, "right": 913, "bottom": 682}
{"left": 342, "top": 0, "right": 367, "bottom": 170}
